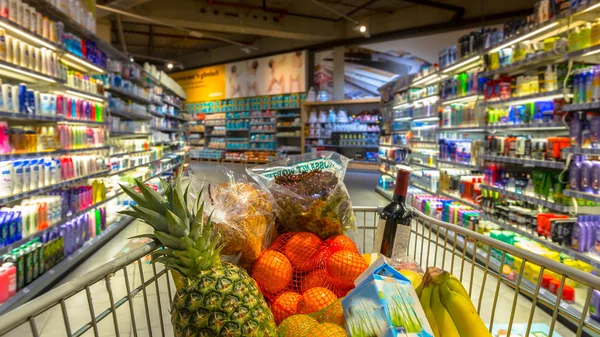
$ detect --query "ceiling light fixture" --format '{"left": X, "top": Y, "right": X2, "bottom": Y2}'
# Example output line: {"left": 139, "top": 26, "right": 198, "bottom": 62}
{"left": 311, "top": 0, "right": 370, "bottom": 38}
{"left": 130, "top": 57, "right": 134, "bottom": 62}
{"left": 167, "top": 63, "right": 173, "bottom": 69}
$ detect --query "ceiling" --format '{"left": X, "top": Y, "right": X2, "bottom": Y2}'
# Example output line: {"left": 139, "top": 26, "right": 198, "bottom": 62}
{"left": 96, "top": 0, "right": 538, "bottom": 70}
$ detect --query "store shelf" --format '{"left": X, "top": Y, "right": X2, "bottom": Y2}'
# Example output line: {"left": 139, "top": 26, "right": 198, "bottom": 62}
{"left": 375, "top": 186, "right": 393, "bottom": 201}
{"left": 441, "top": 94, "right": 480, "bottom": 105}
{"left": 0, "top": 215, "right": 135, "bottom": 315}
{"left": 0, "top": 111, "right": 106, "bottom": 124}
{"left": 331, "top": 131, "right": 380, "bottom": 133}
{"left": 480, "top": 49, "right": 564, "bottom": 77}
{"left": 0, "top": 170, "right": 110, "bottom": 205}
{"left": 486, "top": 121, "right": 567, "bottom": 131}
{"left": 227, "top": 129, "right": 249, "bottom": 131}
{"left": 110, "top": 131, "right": 151, "bottom": 137}
{"left": 563, "top": 101, "right": 600, "bottom": 112}
{"left": 106, "top": 87, "right": 152, "bottom": 105}
{"left": 567, "top": 147, "right": 600, "bottom": 155}
{"left": 108, "top": 157, "right": 169, "bottom": 176}
{"left": 247, "top": 149, "right": 276, "bottom": 152}
{"left": 379, "top": 156, "right": 405, "bottom": 165}
{"left": 316, "top": 145, "right": 379, "bottom": 149}
{"left": 479, "top": 90, "right": 565, "bottom": 107}
{"left": 277, "top": 114, "right": 301, "bottom": 118}
{"left": 410, "top": 160, "right": 437, "bottom": 169}
{"left": 0, "top": 146, "right": 111, "bottom": 160}
{"left": 438, "top": 126, "right": 486, "bottom": 132}
{"left": 480, "top": 213, "right": 600, "bottom": 269}
{"left": 437, "top": 159, "right": 479, "bottom": 169}
{"left": 480, "top": 154, "right": 566, "bottom": 169}
{"left": 563, "top": 189, "right": 600, "bottom": 202}
{"left": 250, "top": 140, "right": 275, "bottom": 143}
{"left": 303, "top": 98, "right": 380, "bottom": 106}
{"left": 276, "top": 135, "right": 301, "bottom": 138}
{"left": 437, "top": 190, "right": 481, "bottom": 209}
{"left": 379, "top": 169, "right": 395, "bottom": 178}
{"left": 411, "top": 183, "right": 438, "bottom": 196}
{"left": 250, "top": 131, "right": 275, "bottom": 134}
{"left": 109, "top": 109, "right": 152, "bottom": 120}
{"left": 110, "top": 149, "right": 153, "bottom": 157}
{"left": 163, "top": 99, "right": 181, "bottom": 109}
{"left": 62, "top": 87, "right": 108, "bottom": 102}
{"left": 0, "top": 59, "right": 65, "bottom": 84}
{"left": 481, "top": 185, "right": 574, "bottom": 213}
{"left": 151, "top": 127, "right": 183, "bottom": 133}
{"left": 411, "top": 115, "right": 438, "bottom": 122}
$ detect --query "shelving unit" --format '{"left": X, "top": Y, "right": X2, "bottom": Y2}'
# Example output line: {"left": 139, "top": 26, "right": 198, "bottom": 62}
{"left": 0, "top": 0, "right": 189, "bottom": 314}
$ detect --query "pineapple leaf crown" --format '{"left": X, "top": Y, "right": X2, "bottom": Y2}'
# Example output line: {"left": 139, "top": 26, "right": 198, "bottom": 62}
{"left": 119, "top": 174, "right": 222, "bottom": 277}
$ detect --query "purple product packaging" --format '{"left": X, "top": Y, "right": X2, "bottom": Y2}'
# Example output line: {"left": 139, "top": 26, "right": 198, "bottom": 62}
{"left": 571, "top": 112, "right": 583, "bottom": 147}
{"left": 594, "top": 162, "right": 600, "bottom": 194}
{"left": 56, "top": 95, "right": 64, "bottom": 116}
{"left": 581, "top": 160, "right": 593, "bottom": 193}
{"left": 572, "top": 217, "right": 586, "bottom": 252}
{"left": 0, "top": 212, "right": 6, "bottom": 247}
{"left": 570, "top": 156, "right": 582, "bottom": 191}
{"left": 591, "top": 289, "right": 600, "bottom": 322}
{"left": 589, "top": 216, "right": 597, "bottom": 251}
{"left": 589, "top": 113, "right": 600, "bottom": 148}
{"left": 100, "top": 207, "right": 106, "bottom": 229}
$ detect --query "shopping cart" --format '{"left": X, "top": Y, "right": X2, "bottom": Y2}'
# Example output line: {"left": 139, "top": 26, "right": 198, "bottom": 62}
{"left": 0, "top": 206, "right": 599, "bottom": 337}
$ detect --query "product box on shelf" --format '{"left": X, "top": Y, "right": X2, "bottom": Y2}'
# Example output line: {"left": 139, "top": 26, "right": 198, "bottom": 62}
{"left": 343, "top": 259, "right": 433, "bottom": 337}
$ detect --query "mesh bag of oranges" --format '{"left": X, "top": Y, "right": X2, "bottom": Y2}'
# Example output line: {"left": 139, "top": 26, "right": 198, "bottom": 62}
{"left": 251, "top": 232, "right": 368, "bottom": 327}
{"left": 277, "top": 299, "right": 348, "bottom": 337}
{"left": 247, "top": 151, "right": 356, "bottom": 239}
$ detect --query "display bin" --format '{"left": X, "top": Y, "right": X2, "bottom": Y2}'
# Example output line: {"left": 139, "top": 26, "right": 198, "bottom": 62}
{"left": 0, "top": 207, "right": 599, "bottom": 337}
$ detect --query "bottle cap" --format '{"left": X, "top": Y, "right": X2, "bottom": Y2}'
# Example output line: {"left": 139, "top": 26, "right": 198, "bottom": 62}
{"left": 394, "top": 166, "right": 412, "bottom": 197}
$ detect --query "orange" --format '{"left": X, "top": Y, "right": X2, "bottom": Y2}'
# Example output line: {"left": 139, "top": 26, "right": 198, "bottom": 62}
{"left": 283, "top": 232, "right": 324, "bottom": 272}
{"left": 272, "top": 292, "right": 302, "bottom": 324}
{"left": 300, "top": 268, "right": 332, "bottom": 294}
{"left": 310, "top": 323, "right": 348, "bottom": 337}
{"left": 252, "top": 250, "right": 293, "bottom": 294}
{"left": 326, "top": 250, "right": 368, "bottom": 289}
{"left": 325, "top": 235, "right": 358, "bottom": 253}
{"left": 298, "top": 287, "right": 337, "bottom": 314}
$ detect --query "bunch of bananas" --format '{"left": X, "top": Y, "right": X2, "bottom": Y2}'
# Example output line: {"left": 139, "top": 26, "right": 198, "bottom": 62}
{"left": 416, "top": 267, "right": 492, "bottom": 337}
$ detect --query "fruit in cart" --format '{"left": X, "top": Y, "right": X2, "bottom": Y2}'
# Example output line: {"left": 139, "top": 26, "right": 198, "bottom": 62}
{"left": 202, "top": 181, "right": 275, "bottom": 270}
{"left": 278, "top": 314, "right": 318, "bottom": 336}
{"left": 439, "top": 281, "right": 491, "bottom": 337}
{"left": 418, "top": 267, "right": 491, "bottom": 337}
{"left": 310, "top": 322, "right": 348, "bottom": 337}
{"left": 399, "top": 269, "right": 423, "bottom": 289}
{"left": 430, "top": 285, "right": 460, "bottom": 337}
{"left": 119, "top": 176, "right": 277, "bottom": 337}
{"left": 300, "top": 268, "right": 331, "bottom": 293}
{"left": 272, "top": 292, "right": 302, "bottom": 325}
{"left": 252, "top": 250, "right": 293, "bottom": 293}
{"left": 419, "top": 282, "right": 441, "bottom": 337}
{"left": 326, "top": 250, "right": 368, "bottom": 288}
{"left": 325, "top": 235, "right": 358, "bottom": 253}
{"left": 283, "top": 232, "right": 323, "bottom": 271}
{"left": 312, "top": 299, "right": 346, "bottom": 327}
{"left": 298, "top": 287, "right": 337, "bottom": 314}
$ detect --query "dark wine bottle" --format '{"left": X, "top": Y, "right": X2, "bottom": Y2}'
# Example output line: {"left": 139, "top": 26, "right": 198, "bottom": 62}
{"left": 379, "top": 168, "right": 412, "bottom": 259}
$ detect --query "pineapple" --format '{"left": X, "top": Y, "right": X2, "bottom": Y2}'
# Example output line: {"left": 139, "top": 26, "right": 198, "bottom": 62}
{"left": 119, "top": 176, "right": 277, "bottom": 337}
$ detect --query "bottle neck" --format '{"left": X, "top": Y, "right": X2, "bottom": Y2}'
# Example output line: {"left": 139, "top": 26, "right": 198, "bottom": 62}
{"left": 392, "top": 194, "right": 406, "bottom": 204}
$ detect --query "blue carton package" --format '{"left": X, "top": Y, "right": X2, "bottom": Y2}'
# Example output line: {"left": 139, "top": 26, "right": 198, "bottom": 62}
{"left": 342, "top": 261, "right": 433, "bottom": 337}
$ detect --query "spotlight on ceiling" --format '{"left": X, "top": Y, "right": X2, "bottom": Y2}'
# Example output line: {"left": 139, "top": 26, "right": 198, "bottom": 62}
{"left": 167, "top": 63, "right": 173, "bottom": 69}
{"left": 354, "top": 24, "right": 370, "bottom": 38}
{"left": 129, "top": 57, "right": 134, "bottom": 62}
{"left": 359, "top": 25, "right": 367, "bottom": 33}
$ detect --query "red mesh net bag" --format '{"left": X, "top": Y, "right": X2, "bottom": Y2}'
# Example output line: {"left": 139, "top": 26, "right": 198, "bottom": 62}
{"left": 251, "top": 232, "right": 368, "bottom": 327}
{"left": 277, "top": 299, "right": 348, "bottom": 337}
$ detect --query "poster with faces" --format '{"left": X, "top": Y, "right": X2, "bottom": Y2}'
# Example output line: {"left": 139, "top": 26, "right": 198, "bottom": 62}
{"left": 226, "top": 50, "right": 306, "bottom": 98}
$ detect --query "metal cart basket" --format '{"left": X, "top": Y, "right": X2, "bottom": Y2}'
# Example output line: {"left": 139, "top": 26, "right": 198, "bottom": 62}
{"left": 0, "top": 206, "right": 599, "bottom": 337}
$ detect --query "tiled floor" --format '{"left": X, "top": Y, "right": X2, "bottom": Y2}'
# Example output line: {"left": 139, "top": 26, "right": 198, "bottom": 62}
{"left": 0, "top": 163, "right": 579, "bottom": 337}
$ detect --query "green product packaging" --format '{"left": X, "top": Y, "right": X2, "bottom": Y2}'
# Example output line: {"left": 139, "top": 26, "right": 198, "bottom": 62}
{"left": 24, "top": 246, "right": 33, "bottom": 285}
{"left": 95, "top": 209, "right": 101, "bottom": 235}
{"left": 37, "top": 242, "right": 45, "bottom": 275}
{"left": 31, "top": 243, "right": 39, "bottom": 280}
{"left": 11, "top": 249, "right": 24, "bottom": 290}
